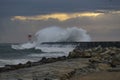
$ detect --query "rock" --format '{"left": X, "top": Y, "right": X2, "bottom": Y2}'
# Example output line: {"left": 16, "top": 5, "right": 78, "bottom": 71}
{"left": 45, "top": 58, "right": 57, "bottom": 63}
{"left": 4, "top": 65, "right": 12, "bottom": 70}
{"left": 25, "top": 61, "right": 32, "bottom": 67}
{"left": 82, "top": 52, "right": 91, "bottom": 58}
{"left": 111, "top": 54, "right": 120, "bottom": 67}
{"left": 68, "top": 49, "right": 91, "bottom": 58}
{"left": 40, "top": 57, "right": 66, "bottom": 64}
{"left": 40, "top": 57, "right": 47, "bottom": 63}
{"left": 97, "top": 63, "right": 110, "bottom": 70}
{"left": 68, "top": 51, "right": 81, "bottom": 58}
{"left": 57, "top": 56, "right": 67, "bottom": 61}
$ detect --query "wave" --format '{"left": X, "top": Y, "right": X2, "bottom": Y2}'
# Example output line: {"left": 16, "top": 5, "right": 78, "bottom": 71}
{"left": 0, "top": 59, "right": 35, "bottom": 67}
{"left": 11, "top": 26, "right": 91, "bottom": 50}
{"left": 28, "top": 52, "right": 66, "bottom": 58}
{"left": 11, "top": 42, "right": 36, "bottom": 50}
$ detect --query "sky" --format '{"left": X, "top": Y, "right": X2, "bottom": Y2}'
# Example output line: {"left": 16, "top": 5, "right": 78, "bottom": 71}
{"left": 0, "top": 0, "right": 120, "bottom": 43}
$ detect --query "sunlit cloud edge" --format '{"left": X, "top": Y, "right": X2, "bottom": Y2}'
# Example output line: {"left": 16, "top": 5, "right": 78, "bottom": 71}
{"left": 11, "top": 10, "right": 120, "bottom": 21}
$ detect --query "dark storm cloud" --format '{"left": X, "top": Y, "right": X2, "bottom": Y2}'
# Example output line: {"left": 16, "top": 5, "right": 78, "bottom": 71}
{"left": 0, "top": 0, "right": 120, "bottom": 17}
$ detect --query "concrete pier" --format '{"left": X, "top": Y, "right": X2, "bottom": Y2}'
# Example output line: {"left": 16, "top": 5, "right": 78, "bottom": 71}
{"left": 41, "top": 41, "right": 120, "bottom": 49}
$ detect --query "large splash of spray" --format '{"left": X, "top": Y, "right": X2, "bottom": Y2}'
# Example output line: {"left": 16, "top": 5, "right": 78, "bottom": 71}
{"left": 35, "top": 26, "right": 91, "bottom": 43}
{"left": 12, "top": 26, "right": 91, "bottom": 49}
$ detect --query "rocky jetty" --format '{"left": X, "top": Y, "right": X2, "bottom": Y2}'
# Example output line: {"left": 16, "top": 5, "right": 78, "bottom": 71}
{"left": 69, "top": 46, "right": 120, "bottom": 67}
{"left": 63, "top": 46, "right": 120, "bottom": 80}
{"left": 87, "top": 46, "right": 120, "bottom": 67}
{"left": 68, "top": 49, "right": 91, "bottom": 58}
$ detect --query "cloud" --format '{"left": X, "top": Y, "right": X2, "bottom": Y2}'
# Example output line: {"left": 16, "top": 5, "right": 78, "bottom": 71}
{"left": 11, "top": 12, "right": 103, "bottom": 21}
{"left": 11, "top": 10, "right": 120, "bottom": 22}
{"left": 0, "top": 0, "right": 120, "bottom": 18}
{"left": 97, "top": 10, "right": 120, "bottom": 14}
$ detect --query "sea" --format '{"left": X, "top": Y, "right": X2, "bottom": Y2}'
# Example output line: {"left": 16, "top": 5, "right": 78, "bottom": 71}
{"left": 0, "top": 43, "right": 75, "bottom": 67}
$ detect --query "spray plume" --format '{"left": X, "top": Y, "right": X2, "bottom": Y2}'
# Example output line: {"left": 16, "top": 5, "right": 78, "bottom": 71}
{"left": 35, "top": 26, "right": 91, "bottom": 44}
{"left": 12, "top": 26, "right": 91, "bottom": 49}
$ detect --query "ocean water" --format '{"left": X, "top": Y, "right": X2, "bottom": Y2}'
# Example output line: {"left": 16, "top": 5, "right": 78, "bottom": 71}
{"left": 0, "top": 43, "right": 75, "bottom": 67}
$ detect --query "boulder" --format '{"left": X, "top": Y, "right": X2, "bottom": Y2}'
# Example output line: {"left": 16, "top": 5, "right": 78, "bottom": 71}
{"left": 57, "top": 56, "right": 67, "bottom": 61}
{"left": 68, "top": 49, "right": 91, "bottom": 58}
{"left": 111, "top": 54, "right": 120, "bottom": 67}
{"left": 40, "top": 57, "right": 47, "bottom": 63}
{"left": 97, "top": 63, "right": 110, "bottom": 70}
{"left": 68, "top": 51, "right": 82, "bottom": 58}
{"left": 45, "top": 58, "right": 57, "bottom": 63}
{"left": 21, "top": 61, "right": 33, "bottom": 68}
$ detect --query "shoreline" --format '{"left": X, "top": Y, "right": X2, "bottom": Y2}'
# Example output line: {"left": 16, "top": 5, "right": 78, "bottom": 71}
{"left": 0, "top": 46, "right": 120, "bottom": 80}
{"left": 0, "top": 56, "right": 68, "bottom": 73}
{"left": 0, "top": 58, "right": 89, "bottom": 80}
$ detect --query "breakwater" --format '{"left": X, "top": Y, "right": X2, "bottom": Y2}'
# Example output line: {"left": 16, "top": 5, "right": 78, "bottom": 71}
{"left": 41, "top": 41, "right": 120, "bottom": 49}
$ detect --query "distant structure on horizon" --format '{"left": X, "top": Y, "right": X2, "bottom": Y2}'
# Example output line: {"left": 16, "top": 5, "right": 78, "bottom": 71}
{"left": 41, "top": 41, "right": 120, "bottom": 49}
{"left": 28, "top": 34, "right": 32, "bottom": 42}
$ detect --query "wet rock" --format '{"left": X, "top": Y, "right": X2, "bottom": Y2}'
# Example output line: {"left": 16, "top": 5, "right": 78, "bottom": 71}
{"left": 68, "top": 49, "right": 91, "bottom": 58}
{"left": 45, "top": 58, "right": 57, "bottom": 63}
{"left": 40, "top": 57, "right": 47, "bottom": 63}
{"left": 57, "top": 56, "right": 67, "bottom": 61}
